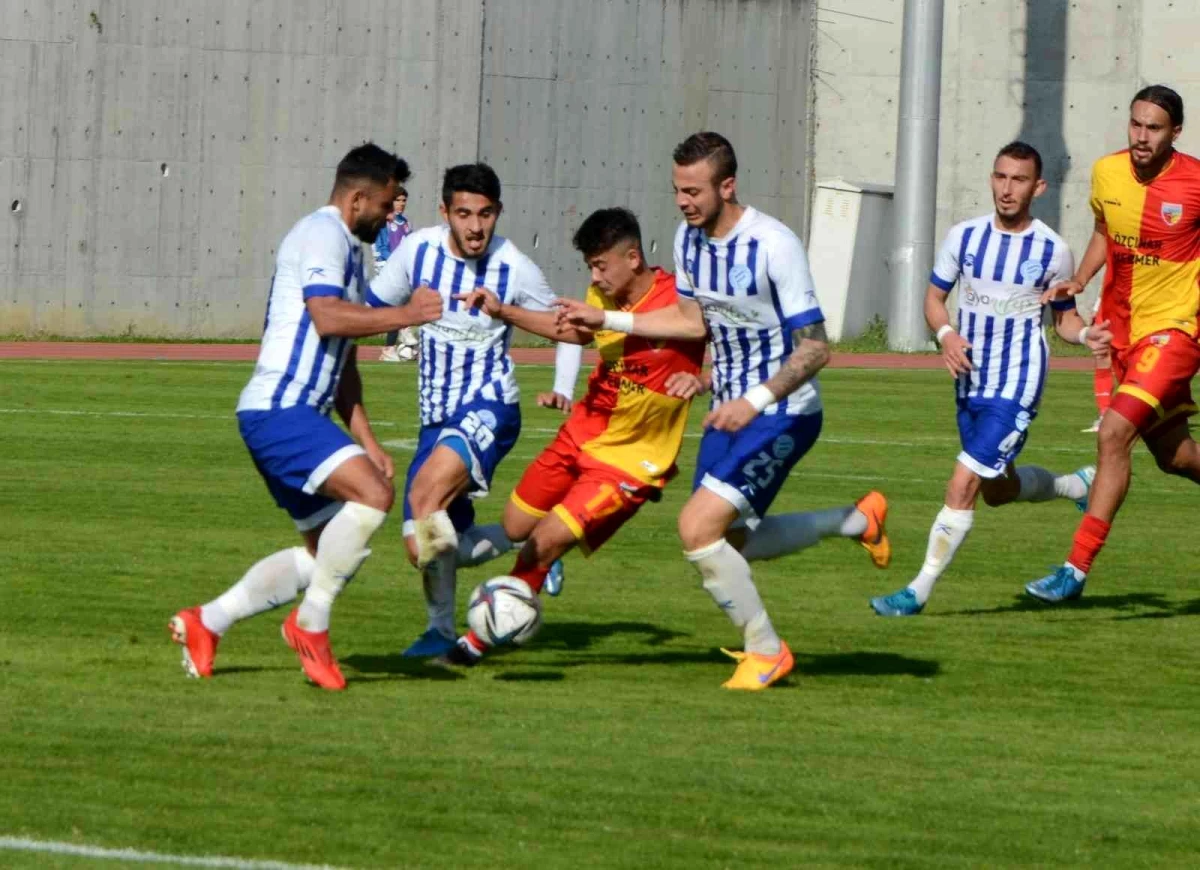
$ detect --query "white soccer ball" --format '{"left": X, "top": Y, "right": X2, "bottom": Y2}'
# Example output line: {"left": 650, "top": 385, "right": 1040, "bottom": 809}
{"left": 467, "top": 576, "right": 543, "bottom": 647}
{"left": 397, "top": 345, "right": 418, "bottom": 361}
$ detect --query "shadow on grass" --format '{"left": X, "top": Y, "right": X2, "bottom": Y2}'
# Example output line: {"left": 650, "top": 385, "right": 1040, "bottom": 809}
{"left": 494, "top": 671, "right": 565, "bottom": 682}
{"left": 534, "top": 620, "right": 688, "bottom": 650}
{"left": 341, "top": 653, "right": 465, "bottom": 681}
{"left": 941, "top": 592, "right": 1184, "bottom": 618}
{"left": 795, "top": 651, "right": 940, "bottom": 679}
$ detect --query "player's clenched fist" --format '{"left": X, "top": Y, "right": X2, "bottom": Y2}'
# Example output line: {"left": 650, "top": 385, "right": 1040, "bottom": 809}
{"left": 406, "top": 286, "right": 443, "bottom": 324}
{"left": 554, "top": 297, "right": 605, "bottom": 329}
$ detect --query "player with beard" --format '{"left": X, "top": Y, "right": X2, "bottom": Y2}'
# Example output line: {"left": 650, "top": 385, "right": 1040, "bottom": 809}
{"left": 1027, "top": 85, "right": 1200, "bottom": 602}
{"left": 557, "top": 133, "right": 889, "bottom": 690}
{"left": 370, "top": 163, "right": 581, "bottom": 657}
{"left": 869, "top": 141, "right": 1109, "bottom": 616}
{"left": 168, "top": 144, "right": 443, "bottom": 690}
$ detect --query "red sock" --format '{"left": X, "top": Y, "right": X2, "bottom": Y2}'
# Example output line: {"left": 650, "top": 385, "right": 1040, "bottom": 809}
{"left": 509, "top": 557, "right": 551, "bottom": 595}
{"left": 1094, "top": 367, "right": 1113, "bottom": 415}
{"left": 1067, "top": 514, "right": 1111, "bottom": 575}
{"left": 463, "top": 630, "right": 488, "bottom": 653}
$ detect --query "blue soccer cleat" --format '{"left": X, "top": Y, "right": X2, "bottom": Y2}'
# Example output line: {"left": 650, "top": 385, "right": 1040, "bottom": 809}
{"left": 1025, "top": 565, "right": 1086, "bottom": 603}
{"left": 402, "top": 627, "right": 457, "bottom": 658}
{"left": 1073, "top": 465, "right": 1096, "bottom": 513}
{"left": 870, "top": 587, "right": 924, "bottom": 616}
{"left": 544, "top": 558, "right": 565, "bottom": 597}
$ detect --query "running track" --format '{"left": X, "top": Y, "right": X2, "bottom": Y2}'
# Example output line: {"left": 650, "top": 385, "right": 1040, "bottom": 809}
{"left": 0, "top": 342, "right": 1097, "bottom": 371}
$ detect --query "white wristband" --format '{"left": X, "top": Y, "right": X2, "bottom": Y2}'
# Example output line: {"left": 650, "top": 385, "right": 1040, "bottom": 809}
{"left": 936, "top": 324, "right": 955, "bottom": 343}
{"left": 601, "top": 310, "right": 634, "bottom": 333}
{"left": 743, "top": 384, "right": 776, "bottom": 412}
{"left": 1077, "top": 325, "right": 1090, "bottom": 345}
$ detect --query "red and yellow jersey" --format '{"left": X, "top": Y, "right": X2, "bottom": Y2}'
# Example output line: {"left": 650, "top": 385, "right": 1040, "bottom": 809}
{"left": 1091, "top": 149, "right": 1200, "bottom": 348}
{"left": 563, "top": 268, "right": 705, "bottom": 486}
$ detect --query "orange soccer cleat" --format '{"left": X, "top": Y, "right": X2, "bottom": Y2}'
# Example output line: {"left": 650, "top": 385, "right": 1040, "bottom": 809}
{"left": 281, "top": 609, "right": 346, "bottom": 691}
{"left": 168, "top": 607, "right": 220, "bottom": 679}
{"left": 720, "top": 641, "right": 794, "bottom": 691}
{"left": 855, "top": 490, "right": 891, "bottom": 569}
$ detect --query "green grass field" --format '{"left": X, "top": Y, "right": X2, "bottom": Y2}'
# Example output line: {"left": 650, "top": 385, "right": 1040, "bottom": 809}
{"left": 2, "top": 359, "right": 1198, "bottom": 869}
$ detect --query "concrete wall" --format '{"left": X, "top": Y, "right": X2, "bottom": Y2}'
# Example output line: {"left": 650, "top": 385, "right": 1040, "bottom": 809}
{"left": 479, "top": 0, "right": 813, "bottom": 294}
{"left": 0, "top": 0, "right": 812, "bottom": 337}
{"left": 812, "top": 0, "right": 1200, "bottom": 311}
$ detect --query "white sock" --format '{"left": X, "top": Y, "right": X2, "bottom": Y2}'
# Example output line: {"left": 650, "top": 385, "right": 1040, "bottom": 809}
{"left": 1014, "top": 466, "right": 1063, "bottom": 503}
{"left": 422, "top": 551, "right": 457, "bottom": 639}
{"left": 455, "top": 524, "right": 514, "bottom": 567}
{"left": 740, "top": 506, "right": 866, "bottom": 562}
{"left": 907, "top": 506, "right": 974, "bottom": 605}
{"left": 201, "top": 547, "right": 316, "bottom": 635}
{"left": 1054, "top": 471, "right": 1088, "bottom": 502}
{"left": 685, "top": 539, "right": 780, "bottom": 655}
{"left": 414, "top": 509, "right": 458, "bottom": 568}
{"left": 297, "top": 502, "right": 388, "bottom": 632}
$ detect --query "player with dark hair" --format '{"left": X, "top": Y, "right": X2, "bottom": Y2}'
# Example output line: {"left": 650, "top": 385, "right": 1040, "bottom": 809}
{"left": 1027, "top": 85, "right": 1200, "bottom": 602}
{"left": 444, "top": 207, "right": 706, "bottom": 663}
{"left": 370, "top": 163, "right": 582, "bottom": 657}
{"left": 558, "top": 133, "right": 889, "bottom": 690}
{"left": 869, "top": 141, "right": 1109, "bottom": 616}
{"left": 168, "top": 143, "right": 443, "bottom": 690}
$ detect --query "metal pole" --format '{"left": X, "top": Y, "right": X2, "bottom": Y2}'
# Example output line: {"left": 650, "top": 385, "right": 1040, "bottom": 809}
{"left": 888, "top": 0, "right": 945, "bottom": 351}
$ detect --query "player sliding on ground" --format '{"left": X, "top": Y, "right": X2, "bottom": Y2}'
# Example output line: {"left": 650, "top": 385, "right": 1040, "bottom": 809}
{"left": 869, "top": 141, "right": 1110, "bottom": 616}
{"left": 1027, "top": 85, "right": 1200, "bottom": 602}
{"left": 369, "top": 163, "right": 581, "bottom": 658}
{"left": 169, "top": 144, "right": 443, "bottom": 690}
{"left": 557, "top": 133, "right": 889, "bottom": 690}
{"left": 442, "top": 207, "right": 706, "bottom": 665}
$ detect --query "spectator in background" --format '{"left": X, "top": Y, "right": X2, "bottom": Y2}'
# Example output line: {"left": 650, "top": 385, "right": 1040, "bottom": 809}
{"left": 375, "top": 187, "right": 418, "bottom": 362}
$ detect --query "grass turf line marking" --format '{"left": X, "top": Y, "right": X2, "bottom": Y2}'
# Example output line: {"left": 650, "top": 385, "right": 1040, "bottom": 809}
{"left": 0, "top": 836, "right": 348, "bottom": 869}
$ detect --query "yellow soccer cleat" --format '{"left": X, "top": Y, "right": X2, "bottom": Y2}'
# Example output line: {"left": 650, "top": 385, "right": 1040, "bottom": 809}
{"left": 720, "top": 641, "right": 794, "bottom": 690}
{"left": 855, "top": 490, "right": 891, "bottom": 569}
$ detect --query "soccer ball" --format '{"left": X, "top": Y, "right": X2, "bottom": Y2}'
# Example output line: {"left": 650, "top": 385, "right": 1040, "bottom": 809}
{"left": 466, "top": 576, "right": 543, "bottom": 647}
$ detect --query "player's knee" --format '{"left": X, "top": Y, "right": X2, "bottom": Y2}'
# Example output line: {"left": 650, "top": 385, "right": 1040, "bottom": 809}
{"left": 677, "top": 507, "right": 720, "bottom": 552}
{"left": 1152, "top": 442, "right": 1196, "bottom": 477}
{"left": 501, "top": 502, "right": 534, "bottom": 543}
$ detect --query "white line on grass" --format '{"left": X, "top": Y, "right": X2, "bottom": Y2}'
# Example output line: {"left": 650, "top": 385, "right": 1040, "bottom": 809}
{"left": 0, "top": 836, "right": 348, "bottom": 869}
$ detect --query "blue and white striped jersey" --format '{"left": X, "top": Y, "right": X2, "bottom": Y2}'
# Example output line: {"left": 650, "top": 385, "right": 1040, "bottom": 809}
{"left": 369, "top": 226, "right": 555, "bottom": 426}
{"left": 237, "top": 206, "right": 364, "bottom": 416}
{"left": 932, "top": 214, "right": 1075, "bottom": 408}
{"left": 673, "top": 207, "right": 824, "bottom": 416}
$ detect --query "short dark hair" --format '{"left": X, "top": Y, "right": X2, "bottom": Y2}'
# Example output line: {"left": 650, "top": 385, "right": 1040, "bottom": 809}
{"left": 995, "top": 141, "right": 1043, "bottom": 178}
{"left": 334, "top": 143, "right": 410, "bottom": 190}
{"left": 442, "top": 163, "right": 501, "bottom": 207}
{"left": 572, "top": 208, "right": 644, "bottom": 259}
{"left": 395, "top": 185, "right": 408, "bottom": 198}
{"left": 672, "top": 132, "right": 738, "bottom": 182}
{"left": 1132, "top": 84, "right": 1184, "bottom": 127}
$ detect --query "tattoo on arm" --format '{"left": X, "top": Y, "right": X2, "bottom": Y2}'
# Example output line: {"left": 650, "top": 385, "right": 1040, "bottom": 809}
{"left": 766, "top": 322, "right": 831, "bottom": 398}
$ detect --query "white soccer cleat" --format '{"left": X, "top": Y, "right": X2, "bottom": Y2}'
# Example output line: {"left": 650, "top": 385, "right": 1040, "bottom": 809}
{"left": 379, "top": 346, "right": 401, "bottom": 363}
{"left": 1080, "top": 417, "right": 1101, "bottom": 433}
{"left": 414, "top": 511, "right": 458, "bottom": 568}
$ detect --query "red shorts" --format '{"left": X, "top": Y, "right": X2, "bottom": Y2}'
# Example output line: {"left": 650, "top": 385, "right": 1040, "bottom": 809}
{"left": 510, "top": 430, "right": 657, "bottom": 556}
{"left": 1110, "top": 330, "right": 1200, "bottom": 433}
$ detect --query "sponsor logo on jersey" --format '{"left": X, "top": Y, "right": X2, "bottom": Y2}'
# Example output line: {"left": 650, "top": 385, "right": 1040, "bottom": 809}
{"left": 1019, "top": 261, "right": 1044, "bottom": 283}
{"left": 698, "top": 297, "right": 759, "bottom": 327}
{"left": 729, "top": 264, "right": 754, "bottom": 292}
{"left": 1149, "top": 333, "right": 1171, "bottom": 347}
{"left": 1162, "top": 202, "right": 1183, "bottom": 226}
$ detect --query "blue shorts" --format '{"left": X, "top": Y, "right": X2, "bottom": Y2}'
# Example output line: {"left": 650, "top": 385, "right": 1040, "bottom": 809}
{"left": 402, "top": 400, "right": 521, "bottom": 536}
{"left": 693, "top": 411, "right": 823, "bottom": 527}
{"left": 955, "top": 397, "right": 1036, "bottom": 479}
{"left": 237, "top": 406, "right": 366, "bottom": 531}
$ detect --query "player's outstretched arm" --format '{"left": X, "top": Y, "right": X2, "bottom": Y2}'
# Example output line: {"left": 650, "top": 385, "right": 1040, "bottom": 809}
{"left": 1041, "top": 218, "right": 1107, "bottom": 304}
{"left": 306, "top": 288, "right": 442, "bottom": 339}
{"left": 456, "top": 288, "right": 593, "bottom": 345}
{"left": 333, "top": 355, "right": 394, "bottom": 480}
{"left": 554, "top": 297, "right": 707, "bottom": 340}
{"left": 924, "top": 283, "right": 972, "bottom": 377}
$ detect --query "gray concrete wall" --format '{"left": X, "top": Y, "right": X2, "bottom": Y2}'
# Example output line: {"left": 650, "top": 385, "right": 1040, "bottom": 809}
{"left": 1, "top": 0, "right": 812, "bottom": 337}
{"left": 812, "top": 0, "right": 1200, "bottom": 311}
{"left": 0, "top": 0, "right": 483, "bottom": 336}
{"left": 479, "top": 0, "right": 813, "bottom": 295}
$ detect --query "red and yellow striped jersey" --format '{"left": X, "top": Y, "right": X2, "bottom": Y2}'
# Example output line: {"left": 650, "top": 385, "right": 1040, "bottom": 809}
{"left": 564, "top": 268, "right": 705, "bottom": 486}
{"left": 1091, "top": 149, "right": 1200, "bottom": 348}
